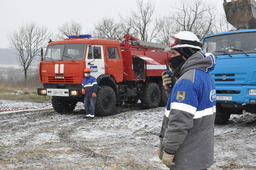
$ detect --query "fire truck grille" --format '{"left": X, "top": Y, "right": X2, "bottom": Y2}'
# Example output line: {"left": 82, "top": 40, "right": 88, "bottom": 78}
{"left": 48, "top": 76, "right": 74, "bottom": 83}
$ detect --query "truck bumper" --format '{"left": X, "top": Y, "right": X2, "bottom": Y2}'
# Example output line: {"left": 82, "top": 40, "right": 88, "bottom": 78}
{"left": 218, "top": 101, "right": 256, "bottom": 114}
{"left": 37, "top": 88, "right": 82, "bottom": 97}
{"left": 216, "top": 85, "right": 256, "bottom": 104}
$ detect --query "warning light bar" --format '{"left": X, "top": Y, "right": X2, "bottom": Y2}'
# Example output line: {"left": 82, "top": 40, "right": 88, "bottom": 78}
{"left": 68, "top": 34, "right": 92, "bottom": 39}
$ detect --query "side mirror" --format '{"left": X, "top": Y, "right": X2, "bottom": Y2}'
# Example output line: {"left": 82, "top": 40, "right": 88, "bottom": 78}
{"left": 41, "top": 48, "right": 43, "bottom": 61}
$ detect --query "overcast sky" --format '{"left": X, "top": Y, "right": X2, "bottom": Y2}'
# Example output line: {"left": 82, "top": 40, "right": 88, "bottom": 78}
{"left": 0, "top": 0, "right": 224, "bottom": 48}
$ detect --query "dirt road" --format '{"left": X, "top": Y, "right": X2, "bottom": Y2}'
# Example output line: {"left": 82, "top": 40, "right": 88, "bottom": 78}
{"left": 0, "top": 105, "right": 255, "bottom": 170}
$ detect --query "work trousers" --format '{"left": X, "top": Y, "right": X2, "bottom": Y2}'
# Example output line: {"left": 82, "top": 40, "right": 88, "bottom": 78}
{"left": 84, "top": 96, "right": 96, "bottom": 115}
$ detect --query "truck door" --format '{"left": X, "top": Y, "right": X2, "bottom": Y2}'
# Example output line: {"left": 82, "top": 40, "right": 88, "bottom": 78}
{"left": 86, "top": 45, "right": 105, "bottom": 78}
{"left": 105, "top": 47, "right": 123, "bottom": 82}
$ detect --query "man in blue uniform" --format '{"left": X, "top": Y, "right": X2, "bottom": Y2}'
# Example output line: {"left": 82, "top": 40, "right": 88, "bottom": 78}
{"left": 158, "top": 31, "right": 216, "bottom": 170}
{"left": 81, "top": 68, "right": 98, "bottom": 119}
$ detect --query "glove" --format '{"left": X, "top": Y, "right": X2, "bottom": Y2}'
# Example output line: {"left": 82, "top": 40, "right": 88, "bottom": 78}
{"left": 92, "top": 93, "right": 97, "bottom": 98}
{"left": 162, "top": 73, "right": 172, "bottom": 90}
{"left": 81, "top": 88, "right": 86, "bottom": 95}
{"left": 162, "top": 151, "right": 175, "bottom": 167}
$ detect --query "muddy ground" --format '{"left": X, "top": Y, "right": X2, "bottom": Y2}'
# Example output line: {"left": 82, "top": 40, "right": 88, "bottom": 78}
{"left": 0, "top": 103, "right": 256, "bottom": 170}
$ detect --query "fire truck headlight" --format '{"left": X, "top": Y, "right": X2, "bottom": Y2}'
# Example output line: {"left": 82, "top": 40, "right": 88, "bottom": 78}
{"left": 70, "top": 90, "right": 79, "bottom": 96}
{"left": 249, "top": 89, "right": 256, "bottom": 95}
{"left": 39, "top": 89, "right": 47, "bottom": 95}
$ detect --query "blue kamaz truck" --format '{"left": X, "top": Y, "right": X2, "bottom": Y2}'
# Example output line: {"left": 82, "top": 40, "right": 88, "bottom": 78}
{"left": 202, "top": 0, "right": 256, "bottom": 123}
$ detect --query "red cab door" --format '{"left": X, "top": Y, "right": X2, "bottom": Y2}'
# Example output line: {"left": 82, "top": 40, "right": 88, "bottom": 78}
{"left": 105, "top": 46, "right": 123, "bottom": 82}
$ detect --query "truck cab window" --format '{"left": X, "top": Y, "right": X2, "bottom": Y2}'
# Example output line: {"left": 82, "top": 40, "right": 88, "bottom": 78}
{"left": 88, "top": 46, "right": 102, "bottom": 59}
{"left": 44, "top": 44, "right": 64, "bottom": 61}
{"left": 44, "top": 44, "right": 85, "bottom": 61}
{"left": 63, "top": 44, "right": 86, "bottom": 61}
{"left": 203, "top": 32, "right": 256, "bottom": 55}
{"left": 107, "top": 47, "right": 120, "bottom": 59}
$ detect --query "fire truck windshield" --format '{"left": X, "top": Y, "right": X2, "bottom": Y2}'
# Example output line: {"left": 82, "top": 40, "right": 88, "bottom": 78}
{"left": 203, "top": 32, "right": 256, "bottom": 55}
{"left": 44, "top": 43, "right": 86, "bottom": 61}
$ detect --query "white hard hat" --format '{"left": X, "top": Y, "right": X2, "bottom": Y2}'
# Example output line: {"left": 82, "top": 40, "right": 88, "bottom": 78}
{"left": 170, "top": 31, "right": 202, "bottom": 50}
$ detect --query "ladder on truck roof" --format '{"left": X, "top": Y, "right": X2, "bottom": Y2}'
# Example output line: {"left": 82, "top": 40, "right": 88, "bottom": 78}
{"left": 123, "top": 34, "right": 168, "bottom": 50}
{"left": 131, "top": 40, "right": 168, "bottom": 49}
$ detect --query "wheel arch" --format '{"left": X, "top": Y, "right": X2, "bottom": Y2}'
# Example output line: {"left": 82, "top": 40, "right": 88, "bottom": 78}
{"left": 97, "top": 74, "right": 117, "bottom": 93}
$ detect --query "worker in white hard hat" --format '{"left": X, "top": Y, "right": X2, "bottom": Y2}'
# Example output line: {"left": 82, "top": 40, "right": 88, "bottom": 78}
{"left": 158, "top": 31, "right": 216, "bottom": 170}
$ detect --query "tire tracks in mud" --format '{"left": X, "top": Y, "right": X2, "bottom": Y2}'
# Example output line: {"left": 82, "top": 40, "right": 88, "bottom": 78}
{"left": 0, "top": 108, "right": 111, "bottom": 160}
{"left": 3, "top": 106, "right": 256, "bottom": 169}
{"left": 0, "top": 109, "right": 118, "bottom": 169}
{"left": 0, "top": 110, "right": 56, "bottom": 130}
{"left": 56, "top": 119, "right": 114, "bottom": 161}
{"left": 1, "top": 111, "right": 60, "bottom": 147}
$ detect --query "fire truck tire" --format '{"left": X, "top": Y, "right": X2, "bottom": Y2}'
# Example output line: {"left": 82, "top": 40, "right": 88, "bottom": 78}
{"left": 52, "top": 97, "right": 77, "bottom": 113}
{"left": 215, "top": 103, "right": 231, "bottom": 124}
{"left": 96, "top": 86, "right": 116, "bottom": 116}
{"left": 159, "top": 85, "right": 168, "bottom": 106}
{"left": 141, "top": 83, "right": 161, "bottom": 108}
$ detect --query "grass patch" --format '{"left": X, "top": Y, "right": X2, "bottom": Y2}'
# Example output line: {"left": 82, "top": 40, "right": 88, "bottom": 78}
{"left": 0, "top": 67, "right": 50, "bottom": 103}
{"left": 0, "top": 89, "right": 50, "bottom": 103}
{"left": 0, "top": 145, "right": 10, "bottom": 150}
{"left": 220, "top": 161, "right": 256, "bottom": 169}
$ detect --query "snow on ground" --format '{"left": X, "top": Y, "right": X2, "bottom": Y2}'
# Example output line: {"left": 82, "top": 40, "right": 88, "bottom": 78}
{"left": 0, "top": 100, "right": 256, "bottom": 169}
{"left": 0, "top": 100, "right": 52, "bottom": 111}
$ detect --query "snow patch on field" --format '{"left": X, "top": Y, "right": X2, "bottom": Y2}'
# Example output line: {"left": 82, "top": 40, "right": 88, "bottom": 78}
{"left": 28, "top": 133, "right": 60, "bottom": 145}
{"left": 0, "top": 100, "right": 51, "bottom": 111}
{"left": 0, "top": 100, "right": 256, "bottom": 169}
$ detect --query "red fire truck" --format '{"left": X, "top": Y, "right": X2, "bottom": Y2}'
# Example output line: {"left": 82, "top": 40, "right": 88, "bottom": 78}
{"left": 37, "top": 34, "right": 172, "bottom": 116}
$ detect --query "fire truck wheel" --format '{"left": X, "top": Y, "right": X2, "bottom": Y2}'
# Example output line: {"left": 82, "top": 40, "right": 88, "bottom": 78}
{"left": 141, "top": 83, "right": 161, "bottom": 108}
{"left": 52, "top": 97, "right": 77, "bottom": 114}
{"left": 96, "top": 86, "right": 116, "bottom": 116}
{"left": 215, "top": 103, "right": 231, "bottom": 124}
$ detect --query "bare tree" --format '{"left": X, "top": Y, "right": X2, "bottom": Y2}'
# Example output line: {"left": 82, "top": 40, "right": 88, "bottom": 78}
{"left": 57, "top": 20, "right": 83, "bottom": 39}
{"left": 93, "top": 0, "right": 168, "bottom": 43}
{"left": 212, "top": 14, "right": 234, "bottom": 33}
{"left": 133, "top": 0, "right": 154, "bottom": 41}
{"left": 93, "top": 17, "right": 124, "bottom": 41}
{"left": 121, "top": 0, "right": 162, "bottom": 41}
{"left": 155, "top": 17, "right": 179, "bottom": 45}
{"left": 168, "top": 0, "right": 216, "bottom": 38}
{"left": 9, "top": 23, "right": 51, "bottom": 81}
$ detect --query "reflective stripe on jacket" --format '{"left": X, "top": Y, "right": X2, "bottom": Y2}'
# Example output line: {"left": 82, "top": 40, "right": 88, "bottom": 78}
{"left": 82, "top": 76, "right": 98, "bottom": 97}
